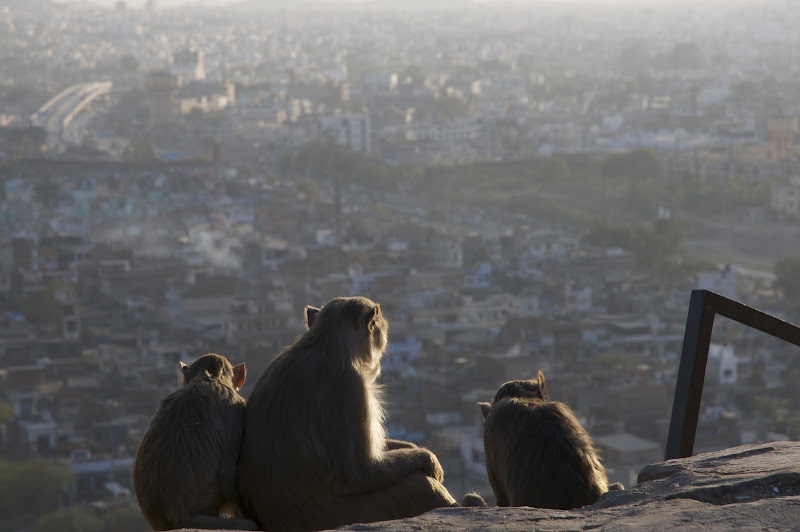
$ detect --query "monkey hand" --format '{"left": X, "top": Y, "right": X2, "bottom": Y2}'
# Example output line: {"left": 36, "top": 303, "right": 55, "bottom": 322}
{"left": 416, "top": 449, "right": 444, "bottom": 483}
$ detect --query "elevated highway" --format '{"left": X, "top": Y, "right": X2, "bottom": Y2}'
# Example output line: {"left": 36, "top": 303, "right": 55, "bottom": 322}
{"left": 30, "top": 81, "right": 114, "bottom": 152}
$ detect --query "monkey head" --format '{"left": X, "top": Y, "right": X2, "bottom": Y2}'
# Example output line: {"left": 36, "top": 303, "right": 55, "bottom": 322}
{"left": 180, "top": 353, "right": 247, "bottom": 391}
{"left": 478, "top": 370, "right": 547, "bottom": 419}
{"left": 303, "top": 297, "right": 389, "bottom": 378}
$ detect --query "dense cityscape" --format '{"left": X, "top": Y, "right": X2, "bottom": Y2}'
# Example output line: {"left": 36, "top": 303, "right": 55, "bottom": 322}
{"left": 2, "top": 0, "right": 800, "bottom": 530}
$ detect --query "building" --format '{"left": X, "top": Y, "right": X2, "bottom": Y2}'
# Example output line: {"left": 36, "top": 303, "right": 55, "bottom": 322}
{"left": 172, "top": 47, "right": 206, "bottom": 82}
{"left": 771, "top": 176, "right": 800, "bottom": 217}
{"left": 144, "top": 70, "right": 180, "bottom": 119}
{"left": 766, "top": 114, "right": 797, "bottom": 160}
{"left": 320, "top": 113, "right": 371, "bottom": 154}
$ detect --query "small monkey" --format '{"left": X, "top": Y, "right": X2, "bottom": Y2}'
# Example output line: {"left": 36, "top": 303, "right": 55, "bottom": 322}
{"left": 133, "top": 353, "right": 257, "bottom": 531}
{"left": 478, "top": 371, "right": 612, "bottom": 509}
{"left": 239, "top": 296, "right": 457, "bottom": 532}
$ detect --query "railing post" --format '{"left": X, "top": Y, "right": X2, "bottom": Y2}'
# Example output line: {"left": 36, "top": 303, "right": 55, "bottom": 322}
{"left": 665, "top": 290, "right": 715, "bottom": 460}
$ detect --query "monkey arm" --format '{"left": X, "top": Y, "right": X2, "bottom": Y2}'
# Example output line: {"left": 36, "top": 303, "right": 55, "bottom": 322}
{"left": 385, "top": 439, "right": 418, "bottom": 450}
{"left": 331, "top": 447, "right": 444, "bottom": 496}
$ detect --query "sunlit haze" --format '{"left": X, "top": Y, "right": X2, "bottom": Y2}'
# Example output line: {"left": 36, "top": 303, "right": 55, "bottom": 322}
{"left": 1, "top": 0, "right": 799, "bottom": 528}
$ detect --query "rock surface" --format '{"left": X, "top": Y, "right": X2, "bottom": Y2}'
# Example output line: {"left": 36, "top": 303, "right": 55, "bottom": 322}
{"left": 178, "top": 441, "right": 800, "bottom": 531}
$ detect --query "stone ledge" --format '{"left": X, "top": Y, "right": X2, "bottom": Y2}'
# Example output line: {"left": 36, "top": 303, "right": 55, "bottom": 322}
{"left": 177, "top": 441, "right": 800, "bottom": 531}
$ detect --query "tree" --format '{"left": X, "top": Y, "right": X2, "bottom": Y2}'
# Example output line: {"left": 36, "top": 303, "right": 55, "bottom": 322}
{"left": 537, "top": 157, "right": 569, "bottom": 180}
{"left": 296, "top": 179, "right": 321, "bottom": 202}
{"left": 434, "top": 95, "right": 469, "bottom": 120}
{"left": 102, "top": 506, "right": 150, "bottom": 532}
{"left": 34, "top": 508, "right": 104, "bottom": 532}
{"left": 671, "top": 42, "right": 707, "bottom": 69}
{"left": 0, "top": 401, "right": 13, "bottom": 423}
{"left": 583, "top": 220, "right": 636, "bottom": 250}
{"left": 22, "top": 279, "right": 75, "bottom": 324}
{"left": 122, "top": 137, "right": 157, "bottom": 163}
{"left": 633, "top": 218, "right": 685, "bottom": 267}
{"left": 35, "top": 182, "right": 60, "bottom": 208}
{"left": 601, "top": 149, "right": 660, "bottom": 180}
{"left": 774, "top": 257, "right": 800, "bottom": 300}
{"left": 0, "top": 458, "right": 75, "bottom": 530}
{"left": 120, "top": 54, "right": 140, "bottom": 73}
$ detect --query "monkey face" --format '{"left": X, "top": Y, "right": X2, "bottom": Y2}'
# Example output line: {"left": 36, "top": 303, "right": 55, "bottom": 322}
{"left": 367, "top": 304, "right": 389, "bottom": 354}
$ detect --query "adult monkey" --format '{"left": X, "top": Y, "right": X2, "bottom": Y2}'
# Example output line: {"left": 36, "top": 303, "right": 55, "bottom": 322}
{"left": 478, "top": 371, "right": 620, "bottom": 509}
{"left": 239, "top": 297, "right": 456, "bottom": 532}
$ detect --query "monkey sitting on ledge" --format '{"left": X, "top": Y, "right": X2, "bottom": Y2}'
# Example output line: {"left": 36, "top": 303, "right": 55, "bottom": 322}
{"left": 239, "top": 296, "right": 457, "bottom": 532}
{"left": 133, "top": 353, "right": 257, "bottom": 531}
{"left": 478, "top": 371, "right": 621, "bottom": 510}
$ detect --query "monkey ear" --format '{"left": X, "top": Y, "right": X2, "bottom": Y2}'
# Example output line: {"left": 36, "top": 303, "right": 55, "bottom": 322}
{"left": 306, "top": 306, "right": 320, "bottom": 329}
{"left": 478, "top": 402, "right": 491, "bottom": 419}
{"left": 232, "top": 363, "right": 247, "bottom": 390}
{"left": 180, "top": 361, "right": 191, "bottom": 384}
{"left": 366, "top": 305, "right": 380, "bottom": 331}
{"left": 536, "top": 370, "right": 546, "bottom": 398}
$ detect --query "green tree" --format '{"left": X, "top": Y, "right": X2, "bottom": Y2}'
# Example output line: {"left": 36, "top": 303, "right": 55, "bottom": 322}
{"left": 35, "top": 182, "right": 60, "bottom": 208}
{"left": 0, "top": 401, "right": 13, "bottom": 423}
{"left": 296, "top": 179, "right": 321, "bottom": 201}
{"left": 122, "top": 137, "right": 158, "bottom": 163}
{"left": 103, "top": 506, "right": 150, "bottom": 532}
{"left": 0, "top": 458, "right": 75, "bottom": 530}
{"left": 120, "top": 54, "right": 140, "bottom": 73}
{"left": 774, "top": 257, "right": 800, "bottom": 300}
{"left": 35, "top": 508, "right": 104, "bottom": 532}
{"left": 22, "top": 279, "right": 74, "bottom": 324}
{"left": 671, "top": 42, "right": 707, "bottom": 69}
{"left": 537, "top": 157, "right": 569, "bottom": 180}
{"left": 729, "top": 80, "right": 760, "bottom": 104}
{"left": 583, "top": 220, "right": 636, "bottom": 249}
{"left": 632, "top": 218, "right": 685, "bottom": 267}
{"left": 601, "top": 149, "right": 660, "bottom": 180}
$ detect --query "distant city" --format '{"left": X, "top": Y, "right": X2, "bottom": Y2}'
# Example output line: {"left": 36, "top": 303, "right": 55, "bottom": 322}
{"left": 1, "top": 0, "right": 800, "bottom": 530}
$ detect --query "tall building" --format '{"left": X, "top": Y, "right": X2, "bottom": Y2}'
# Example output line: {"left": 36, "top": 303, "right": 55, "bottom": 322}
{"left": 144, "top": 70, "right": 180, "bottom": 120}
{"left": 172, "top": 48, "right": 206, "bottom": 83}
{"left": 767, "top": 114, "right": 797, "bottom": 160}
{"left": 320, "top": 113, "right": 371, "bottom": 154}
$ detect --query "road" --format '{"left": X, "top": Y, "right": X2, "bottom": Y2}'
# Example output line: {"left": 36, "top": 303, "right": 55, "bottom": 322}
{"left": 30, "top": 81, "right": 113, "bottom": 153}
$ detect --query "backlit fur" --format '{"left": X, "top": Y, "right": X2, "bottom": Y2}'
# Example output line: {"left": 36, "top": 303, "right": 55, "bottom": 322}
{"left": 479, "top": 371, "right": 609, "bottom": 509}
{"left": 133, "top": 353, "right": 250, "bottom": 530}
{"left": 239, "top": 296, "right": 456, "bottom": 532}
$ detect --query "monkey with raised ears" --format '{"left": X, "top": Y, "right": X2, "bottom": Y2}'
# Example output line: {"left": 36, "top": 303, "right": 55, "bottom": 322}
{"left": 478, "top": 371, "right": 615, "bottom": 510}
{"left": 239, "top": 296, "right": 457, "bottom": 532}
{"left": 133, "top": 353, "right": 257, "bottom": 531}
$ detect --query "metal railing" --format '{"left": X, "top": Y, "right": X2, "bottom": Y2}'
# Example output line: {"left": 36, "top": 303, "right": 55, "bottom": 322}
{"left": 665, "top": 289, "right": 800, "bottom": 460}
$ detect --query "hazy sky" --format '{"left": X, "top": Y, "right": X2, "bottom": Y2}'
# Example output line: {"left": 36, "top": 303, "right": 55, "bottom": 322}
{"left": 52, "top": 0, "right": 762, "bottom": 6}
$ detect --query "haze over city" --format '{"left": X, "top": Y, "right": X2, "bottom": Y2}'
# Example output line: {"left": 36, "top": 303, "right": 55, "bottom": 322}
{"left": 1, "top": 0, "right": 800, "bottom": 529}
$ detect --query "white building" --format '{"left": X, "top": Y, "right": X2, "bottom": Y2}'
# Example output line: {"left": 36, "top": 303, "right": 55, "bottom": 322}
{"left": 771, "top": 176, "right": 800, "bottom": 217}
{"left": 697, "top": 265, "right": 737, "bottom": 300}
{"left": 320, "top": 113, "right": 371, "bottom": 154}
{"left": 708, "top": 344, "right": 739, "bottom": 385}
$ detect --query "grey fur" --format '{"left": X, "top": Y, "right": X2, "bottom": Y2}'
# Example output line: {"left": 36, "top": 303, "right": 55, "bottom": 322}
{"left": 133, "top": 353, "right": 254, "bottom": 531}
{"left": 239, "top": 296, "right": 457, "bottom": 532}
{"left": 479, "top": 371, "right": 610, "bottom": 510}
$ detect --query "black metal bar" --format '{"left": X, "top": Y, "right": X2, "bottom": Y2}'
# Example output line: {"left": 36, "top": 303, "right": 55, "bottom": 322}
{"left": 704, "top": 291, "right": 800, "bottom": 348}
{"left": 665, "top": 290, "right": 715, "bottom": 460}
{"left": 665, "top": 289, "right": 800, "bottom": 461}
